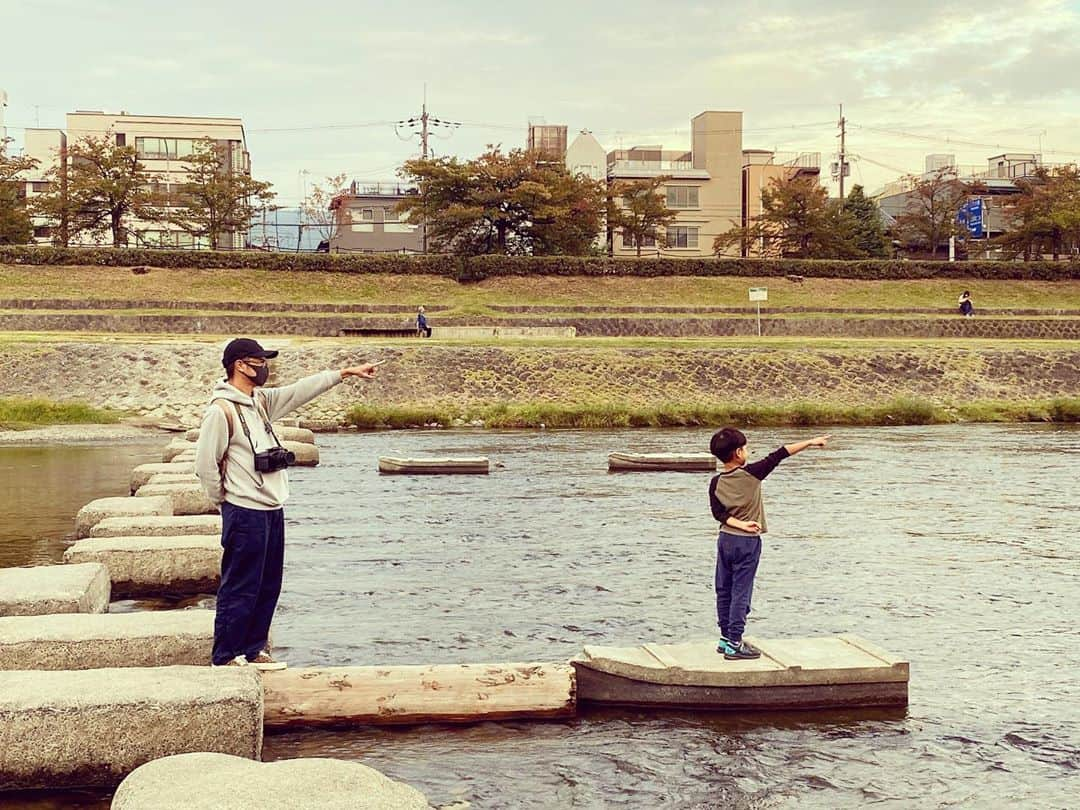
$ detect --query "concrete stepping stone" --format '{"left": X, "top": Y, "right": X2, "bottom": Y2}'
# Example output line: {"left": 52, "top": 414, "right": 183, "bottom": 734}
{"left": 144, "top": 471, "right": 199, "bottom": 488}
{"left": 112, "top": 752, "right": 429, "bottom": 810}
{"left": 75, "top": 495, "right": 174, "bottom": 538}
{"left": 63, "top": 535, "right": 220, "bottom": 597}
{"left": 608, "top": 452, "right": 717, "bottom": 472}
{"left": 185, "top": 425, "right": 317, "bottom": 445}
{"left": 0, "top": 610, "right": 215, "bottom": 670}
{"left": 378, "top": 456, "right": 489, "bottom": 475}
{"left": 136, "top": 483, "right": 218, "bottom": 516}
{"left": 0, "top": 666, "right": 262, "bottom": 790}
{"left": 171, "top": 450, "right": 197, "bottom": 463}
{"left": 90, "top": 514, "right": 221, "bottom": 538}
{"left": 162, "top": 438, "right": 196, "bottom": 462}
{"left": 0, "top": 563, "right": 110, "bottom": 617}
{"left": 285, "top": 441, "right": 319, "bottom": 467}
{"left": 131, "top": 462, "right": 195, "bottom": 492}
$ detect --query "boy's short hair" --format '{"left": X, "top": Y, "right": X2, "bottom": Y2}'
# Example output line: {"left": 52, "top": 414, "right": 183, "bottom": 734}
{"left": 710, "top": 427, "right": 746, "bottom": 462}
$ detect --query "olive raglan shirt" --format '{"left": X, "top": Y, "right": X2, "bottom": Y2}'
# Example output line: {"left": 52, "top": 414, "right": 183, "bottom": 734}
{"left": 708, "top": 446, "right": 790, "bottom": 536}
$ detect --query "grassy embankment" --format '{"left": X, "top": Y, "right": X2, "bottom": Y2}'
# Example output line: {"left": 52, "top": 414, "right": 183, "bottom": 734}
{"left": 4, "top": 264, "right": 1080, "bottom": 314}
{"left": 0, "top": 397, "right": 119, "bottom": 430}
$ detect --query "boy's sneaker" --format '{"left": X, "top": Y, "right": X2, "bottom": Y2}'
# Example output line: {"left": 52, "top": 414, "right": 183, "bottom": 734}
{"left": 247, "top": 651, "right": 287, "bottom": 671}
{"left": 716, "top": 637, "right": 737, "bottom": 656}
{"left": 211, "top": 655, "right": 249, "bottom": 668}
{"left": 723, "top": 641, "right": 762, "bottom": 661}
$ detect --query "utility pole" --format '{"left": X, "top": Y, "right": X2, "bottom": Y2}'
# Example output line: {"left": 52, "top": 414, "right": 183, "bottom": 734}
{"left": 396, "top": 89, "right": 461, "bottom": 254}
{"left": 838, "top": 103, "right": 847, "bottom": 200}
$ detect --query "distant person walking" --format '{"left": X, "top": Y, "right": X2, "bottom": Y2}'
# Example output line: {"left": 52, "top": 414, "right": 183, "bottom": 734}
{"left": 417, "top": 305, "right": 432, "bottom": 338}
{"left": 708, "top": 428, "right": 830, "bottom": 660}
{"left": 958, "top": 291, "right": 974, "bottom": 317}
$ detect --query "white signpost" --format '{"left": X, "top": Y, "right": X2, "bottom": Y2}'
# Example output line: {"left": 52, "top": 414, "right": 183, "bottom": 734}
{"left": 748, "top": 287, "right": 768, "bottom": 337}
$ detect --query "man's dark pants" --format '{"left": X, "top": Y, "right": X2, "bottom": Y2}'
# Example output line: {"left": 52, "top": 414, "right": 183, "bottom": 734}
{"left": 212, "top": 501, "right": 285, "bottom": 665}
{"left": 715, "top": 531, "right": 762, "bottom": 643}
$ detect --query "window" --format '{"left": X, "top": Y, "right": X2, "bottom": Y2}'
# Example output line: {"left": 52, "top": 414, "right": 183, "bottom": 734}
{"left": 360, "top": 208, "right": 374, "bottom": 222}
{"left": 33, "top": 226, "right": 52, "bottom": 239}
{"left": 666, "top": 186, "right": 700, "bottom": 208}
{"left": 382, "top": 207, "right": 398, "bottom": 222}
{"left": 30, "top": 181, "right": 50, "bottom": 193}
{"left": 622, "top": 231, "right": 655, "bottom": 248}
{"left": 666, "top": 226, "right": 699, "bottom": 249}
{"left": 115, "top": 133, "right": 126, "bottom": 147}
{"left": 135, "top": 137, "right": 199, "bottom": 159}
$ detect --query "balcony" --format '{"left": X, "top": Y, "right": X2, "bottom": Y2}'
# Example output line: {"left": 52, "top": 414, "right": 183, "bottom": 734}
{"left": 607, "top": 159, "right": 710, "bottom": 179}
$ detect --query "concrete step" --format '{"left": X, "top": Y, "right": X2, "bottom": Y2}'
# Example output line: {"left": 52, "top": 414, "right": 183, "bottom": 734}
{"left": 64, "top": 535, "right": 220, "bottom": 596}
{"left": 0, "top": 563, "right": 110, "bottom": 617}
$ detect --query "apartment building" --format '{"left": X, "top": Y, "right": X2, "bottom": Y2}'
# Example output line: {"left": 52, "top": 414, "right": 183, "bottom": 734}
{"left": 19, "top": 128, "right": 67, "bottom": 243}
{"left": 528, "top": 123, "right": 568, "bottom": 163}
{"left": 740, "top": 149, "right": 822, "bottom": 256}
{"left": 329, "top": 181, "right": 423, "bottom": 253}
{"left": 25, "top": 110, "right": 250, "bottom": 248}
{"left": 608, "top": 111, "right": 744, "bottom": 258}
{"left": 565, "top": 130, "right": 606, "bottom": 181}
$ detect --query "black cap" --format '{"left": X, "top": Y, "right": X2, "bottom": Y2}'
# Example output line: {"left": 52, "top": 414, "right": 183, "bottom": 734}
{"left": 222, "top": 338, "right": 279, "bottom": 369}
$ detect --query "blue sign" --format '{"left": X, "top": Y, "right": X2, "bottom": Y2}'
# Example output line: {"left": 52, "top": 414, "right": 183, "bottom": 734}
{"left": 957, "top": 199, "right": 985, "bottom": 238}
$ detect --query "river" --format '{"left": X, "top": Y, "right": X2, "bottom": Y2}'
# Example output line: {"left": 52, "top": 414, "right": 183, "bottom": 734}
{"left": 1, "top": 425, "right": 1077, "bottom": 808}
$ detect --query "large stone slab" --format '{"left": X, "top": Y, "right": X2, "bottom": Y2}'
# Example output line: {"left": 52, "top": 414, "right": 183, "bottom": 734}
{"left": 112, "top": 753, "right": 429, "bottom": 810}
{"left": 131, "top": 462, "right": 195, "bottom": 493}
{"left": 0, "top": 610, "right": 215, "bottom": 669}
{"left": 608, "top": 452, "right": 717, "bottom": 472}
{"left": 186, "top": 425, "right": 317, "bottom": 445}
{"left": 171, "top": 449, "right": 197, "bottom": 463}
{"left": 144, "top": 471, "right": 200, "bottom": 487}
{"left": 63, "top": 535, "right": 220, "bottom": 596}
{"left": 136, "top": 483, "right": 218, "bottom": 516}
{"left": 162, "top": 438, "right": 196, "bottom": 462}
{"left": 0, "top": 563, "right": 110, "bottom": 617}
{"left": 75, "top": 496, "right": 173, "bottom": 538}
{"left": 285, "top": 441, "right": 319, "bottom": 467}
{"left": 0, "top": 666, "right": 262, "bottom": 790}
{"left": 90, "top": 514, "right": 221, "bottom": 538}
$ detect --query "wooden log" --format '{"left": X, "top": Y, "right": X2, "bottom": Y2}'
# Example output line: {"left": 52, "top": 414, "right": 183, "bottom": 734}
{"left": 261, "top": 662, "right": 575, "bottom": 728}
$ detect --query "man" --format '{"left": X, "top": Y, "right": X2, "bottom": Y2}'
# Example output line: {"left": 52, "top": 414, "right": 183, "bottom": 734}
{"left": 195, "top": 338, "right": 379, "bottom": 670}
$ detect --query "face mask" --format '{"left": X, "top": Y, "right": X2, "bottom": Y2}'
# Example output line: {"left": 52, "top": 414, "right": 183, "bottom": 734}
{"left": 246, "top": 364, "right": 270, "bottom": 386}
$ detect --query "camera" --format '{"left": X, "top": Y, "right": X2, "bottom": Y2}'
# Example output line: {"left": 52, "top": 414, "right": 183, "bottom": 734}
{"left": 254, "top": 446, "right": 296, "bottom": 473}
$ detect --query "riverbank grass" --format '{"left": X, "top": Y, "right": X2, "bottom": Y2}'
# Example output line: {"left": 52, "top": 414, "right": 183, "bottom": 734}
{"left": 0, "top": 397, "right": 120, "bottom": 430}
{"left": 345, "top": 397, "right": 1080, "bottom": 430}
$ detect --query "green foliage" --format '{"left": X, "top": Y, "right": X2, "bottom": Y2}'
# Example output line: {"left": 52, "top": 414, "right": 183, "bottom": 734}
{"left": 606, "top": 177, "right": 679, "bottom": 256}
{"left": 0, "top": 397, "right": 119, "bottom": 429}
{"left": 345, "top": 396, "right": 1080, "bottom": 430}
{"left": 1, "top": 245, "right": 1079, "bottom": 281}
{"left": 148, "top": 138, "right": 274, "bottom": 248}
{"left": 0, "top": 138, "right": 37, "bottom": 245}
{"left": 300, "top": 172, "right": 349, "bottom": 246}
{"left": 894, "top": 167, "right": 976, "bottom": 257}
{"left": 843, "top": 185, "right": 889, "bottom": 258}
{"left": 31, "top": 131, "right": 159, "bottom": 246}
{"left": 397, "top": 147, "right": 604, "bottom": 255}
{"left": 992, "top": 166, "right": 1080, "bottom": 261}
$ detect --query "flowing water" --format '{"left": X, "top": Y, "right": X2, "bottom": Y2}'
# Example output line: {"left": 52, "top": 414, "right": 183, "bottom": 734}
{"left": 1, "top": 426, "right": 1078, "bottom": 809}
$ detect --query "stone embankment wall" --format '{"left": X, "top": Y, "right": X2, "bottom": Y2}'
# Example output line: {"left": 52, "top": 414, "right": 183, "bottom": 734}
{"left": 0, "top": 340, "right": 1076, "bottom": 427}
{"left": 1, "top": 312, "right": 1080, "bottom": 339}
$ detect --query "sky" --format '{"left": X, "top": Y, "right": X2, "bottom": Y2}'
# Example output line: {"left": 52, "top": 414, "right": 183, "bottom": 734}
{"left": 4, "top": 0, "right": 1080, "bottom": 207}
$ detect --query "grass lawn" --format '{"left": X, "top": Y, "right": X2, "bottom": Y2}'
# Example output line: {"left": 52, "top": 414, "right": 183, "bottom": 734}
{"left": 3, "top": 264, "right": 1080, "bottom": 312}
{"left": 0, "top": 397, "right": 119, "bottom": 429}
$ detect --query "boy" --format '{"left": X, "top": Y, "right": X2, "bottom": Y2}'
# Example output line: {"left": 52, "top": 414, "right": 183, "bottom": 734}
{"left": 708, "top": 427, "right": 830, "bottom": 660}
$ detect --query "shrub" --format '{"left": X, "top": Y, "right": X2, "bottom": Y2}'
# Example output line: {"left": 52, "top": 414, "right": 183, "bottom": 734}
{"left": 2, "top": 245, "right": 1079, "bottom": 282}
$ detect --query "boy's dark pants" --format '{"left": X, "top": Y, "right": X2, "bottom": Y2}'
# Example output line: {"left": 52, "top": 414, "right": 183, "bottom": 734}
{"left": 212, "top": 502, "right": 285, "bottom": 665}
{"left": 715, "top": 531, "right": 762, "bottom": 643}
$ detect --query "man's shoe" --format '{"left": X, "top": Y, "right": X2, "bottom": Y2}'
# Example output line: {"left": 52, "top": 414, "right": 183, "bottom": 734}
{"left": 723, "top": 641, "right": 762, "bottom": 661}
{"left": 248, "top": 651, "right": 287, "bottom": 671}
{"left": 211, "top": 655, "right": 249, "bottom": 668}
{"left": 716, "top": 637, "right": 737, "bottom": 655}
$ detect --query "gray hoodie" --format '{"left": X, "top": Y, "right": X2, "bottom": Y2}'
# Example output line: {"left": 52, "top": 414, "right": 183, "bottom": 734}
{"left": 195, "top": 370, "right": 341, "bottom": 510}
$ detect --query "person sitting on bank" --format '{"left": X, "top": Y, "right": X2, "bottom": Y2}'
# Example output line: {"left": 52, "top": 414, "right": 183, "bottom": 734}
{"left": 958, "top": 291, "right": 974, "bottom": 317}
{"left": 417, "top": 305, "right": 432, "bottom": 338}
{"left": 195, "top": 338, "right": 381, "bottom": 670}
{"left": 708, "top": 427, "right": 830, "bottom": 661}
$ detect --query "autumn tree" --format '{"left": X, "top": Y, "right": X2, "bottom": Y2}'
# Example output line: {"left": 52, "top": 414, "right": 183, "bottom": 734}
{"left": 894, "top": 167, "right": 973, "bottom": 258}
{"left": 842, "top": 184, "right": 889, "bottom": 258}
{"left": 153, "top": 138, "right": 275, "bottom": 248}
{"left": 0, "top": 138, "right": 37, "bottom": 244}
{"left": 397, "top": 147, "right": 603, "bottom": 255}
{"left": 606, "top": 177, "right": 679, "bottom": 257}
{"left": 714, "top": 174, "right": 860, "bottom": 258}
{"left": 32, "top": 131, "right": 159, "bottom": 246}
{"left": 993, "top": 165, "right": 1080, "bottom": 261}
{"left": 301, "top": 172, "right": 350, "bottom": 248}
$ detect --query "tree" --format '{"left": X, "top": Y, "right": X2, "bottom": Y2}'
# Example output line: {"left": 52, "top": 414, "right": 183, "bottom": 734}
{"left": 714, "top": 174, "right": 860, "bottom": 258}
{"left": 606, "top": 177, "right": 679, "bottom": 257}
{"left": 993, "top": 165, "right": 1080, "bottom": 261}
{"left": 301, "top": 173, "right": 349, "bottom": 248}
{"left": 397, "top": 147, "right": 604, "bottom": 255}
{"left": 153, "top": 138, "right": 275, "bottom": 249}
{"left": 842, "top": 184, "right": 889, "bottom": 258}
{"left": 32, "top": 131, "right": 158, "bottom": 246}
{"left": 894, "top": 167, "right": 973, "bottom": 258}
{"left": 0, "top": 138, "right": 37, "bottom": 245}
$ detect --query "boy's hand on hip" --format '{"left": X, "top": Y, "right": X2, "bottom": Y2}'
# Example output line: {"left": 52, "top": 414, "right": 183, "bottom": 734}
{"left": 728, "top": 518, "right": 762, "bottom": 533}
